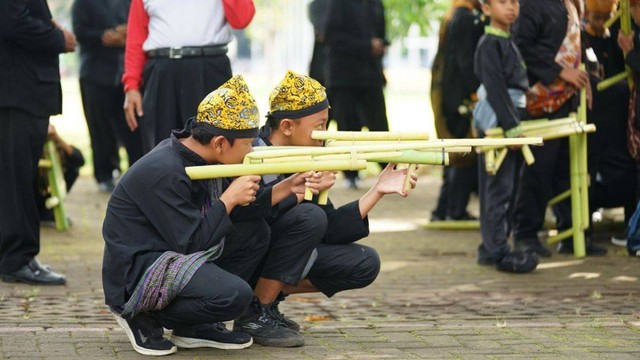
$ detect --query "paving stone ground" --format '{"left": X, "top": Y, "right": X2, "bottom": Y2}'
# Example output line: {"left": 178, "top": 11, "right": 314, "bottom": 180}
{"left": 0, "top": 172, "right": 638, "bottom": 359}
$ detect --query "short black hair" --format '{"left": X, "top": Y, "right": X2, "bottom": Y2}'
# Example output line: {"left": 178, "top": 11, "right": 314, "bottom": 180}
{"left": 191, "top": 127, "right": 234, "bottom": 146}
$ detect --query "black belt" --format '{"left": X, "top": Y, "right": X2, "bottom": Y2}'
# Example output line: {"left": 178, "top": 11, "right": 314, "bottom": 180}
{"left": 146, "top": 45, "right": 228, "bottom": 59}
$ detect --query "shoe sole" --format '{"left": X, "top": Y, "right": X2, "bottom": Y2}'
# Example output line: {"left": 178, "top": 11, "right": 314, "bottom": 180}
{"left": 170, "top": 335, "right": 253, "bottom": 349}
{"left": 113, "top": 314, "right": 177, "bottom": 356}
{"left": 0, "top": 274, "right": 65, "bottom": 286}
{"left": 611, "top": 238, "right": 628, "bottom": 247}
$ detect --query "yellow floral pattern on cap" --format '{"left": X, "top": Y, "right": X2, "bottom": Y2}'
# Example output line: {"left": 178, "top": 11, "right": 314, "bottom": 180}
{"left": 196, "top": 75, "right": 260, "bottom": 130}
{"left": 268, "top": 70, "right": 327, "bottom": 114}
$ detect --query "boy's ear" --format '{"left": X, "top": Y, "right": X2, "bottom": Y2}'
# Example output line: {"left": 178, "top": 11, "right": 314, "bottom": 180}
{"left": 211, "top": 136, "right": 227, "bottom": 153}
{"left": 481, "top": 2, "right": 491, "bottom": 16}
{"left": 279, "top": 118, "right": 295, "bottom": 136}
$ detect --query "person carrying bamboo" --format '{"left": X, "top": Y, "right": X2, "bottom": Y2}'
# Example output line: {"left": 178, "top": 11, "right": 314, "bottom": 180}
{"left": 473, "top": 0, "right": 539, "bottom": 273}
{"left": 102, "top": 75, "right": 316, "bottom": 356}
{"left": 232, "top": 70, "right": 418, "bottom": 347}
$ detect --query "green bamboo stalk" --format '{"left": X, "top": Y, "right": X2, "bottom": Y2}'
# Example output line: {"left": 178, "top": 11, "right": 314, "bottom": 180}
{"left": 424, "top": 220, "right": 480, "bottom": 230}
{"left": 568, "top": 134, "right": 586, "bottom": 257}
{"left": 325, "top": 141, "right": 471, "bottom": 153}
{"left": 369, "top": 150, "right": 449, "bottom": 165}
{"left": 403, "top": 164, "right": 418, "bottom": 193}
{"left": 521, "top": 145, "right": 535, "bottom": 165}
{"left": 186, "top": 159, "right": 367, "bottom": 180}
{"left": 604, "top": 9, "right": 621, "bottom": 29}
{"left": 44, "top": 140, "right": 69, "bottom": 231}
{"left": 596, "top": 71, "right": 628, "bottom": 91}
{"left": 312, "top": 130, "right": 430, "bottom": 141}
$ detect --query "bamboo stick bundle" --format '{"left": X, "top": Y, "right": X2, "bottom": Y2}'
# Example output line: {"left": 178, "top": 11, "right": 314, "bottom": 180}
{"left": 311, "top": 130, "right": 429, "bottom": 141}
{"left": 483, "top": 117, "right": 575, "bottom": 136}
{"left": 247, "top": 151, "right": 403, "bottom": 164}
{"left": 599, "top": 0, "right": 633, "bottom": 91}
{"left": 324, "top": 140, "right": 472, "bottom": 153}
{"left": 185, "top": 159, "right": 367, "bottom": 180}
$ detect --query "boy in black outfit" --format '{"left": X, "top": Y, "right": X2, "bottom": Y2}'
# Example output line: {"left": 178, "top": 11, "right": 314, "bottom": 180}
{"left": 473, "top": 0, "right": 539, "bottom": 272}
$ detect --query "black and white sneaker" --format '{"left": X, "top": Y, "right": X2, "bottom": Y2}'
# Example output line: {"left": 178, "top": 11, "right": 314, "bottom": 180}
{"left": 269, "top": 293, "right": 300, "bottom": 331}
{"left": 170, "top": 322, "right": 252, "bottom": 349}
{"left": 233, "top": 296, "right": 304, "bottom": 347}
{"left": 112, "top": 311, "right": 177, "bottom": 356}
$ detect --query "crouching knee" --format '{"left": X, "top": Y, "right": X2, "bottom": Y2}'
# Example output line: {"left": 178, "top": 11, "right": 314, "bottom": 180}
{"left": 352, "top": 245, "right": 381, "bottom": 289}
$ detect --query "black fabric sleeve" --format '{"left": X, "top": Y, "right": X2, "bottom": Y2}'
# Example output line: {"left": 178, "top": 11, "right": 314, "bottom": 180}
{"left": 322, "top": 200, "right": 369, "bottom": 244}
{"left": 324, "top": 0, "right": 370, "bottom": 56}
{"left": 625, "top": 51, "right": 640, "bottom": 73}
{"left": 0, "top": 0, "right": 65, "bottom": 54}
{"left": 230, "top": 186, "right": 274, "bottom": 221}
{"left": 71, "top": 0, "right": 105, "bottom": 47}
{"left": 129, "top": 167, "right": 234, "bottom": 255}
{"left": 66, "top": 146, "right": 86, "bottom": 169}
{"left": 514, "top": 1, "right": 562, "bottom": 85}
{"left": 477, "top": 40, "right": 520, "bottom": 131}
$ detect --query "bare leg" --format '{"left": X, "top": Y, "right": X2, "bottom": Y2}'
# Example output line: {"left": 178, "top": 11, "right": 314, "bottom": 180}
{"left": 282, "top": 279, "right": 320, "bottom": 295}
{"left": 254, "top": 277, "right": 286, "bottom": 304}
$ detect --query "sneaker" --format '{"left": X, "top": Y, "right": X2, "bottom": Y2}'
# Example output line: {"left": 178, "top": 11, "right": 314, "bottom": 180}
{"left": 98, "top": 179, "right": 116, "bottom": 193}
{"left": 170, "top": 322, "right": 252, "bottom": 350}
{"left": 611, "top": 234, "right": 628, "bottom": 247}
{"left": 269, "top": 293, "right": 300, "bottom": 331}
{"left": 514, "top": 239, "right": 552, "bottom": 258}
{"left": 495, "top": 251, "right": 539, "bottom": 273}
{"left": 446, "top": 212, "right": 478, "bottom": 221}
{"left": 112, "top": 311, "right": 177, "bottom": 356}
{"left": 233, "top": 297, "right": 304, "bottom": 347}
{"left": 476, "top": 246, "right": 509, "bottom": 266}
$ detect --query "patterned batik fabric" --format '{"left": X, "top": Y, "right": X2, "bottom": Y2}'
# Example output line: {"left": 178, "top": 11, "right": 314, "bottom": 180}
{"left": 196, "top": 74, "right": 260, "bottom": 131}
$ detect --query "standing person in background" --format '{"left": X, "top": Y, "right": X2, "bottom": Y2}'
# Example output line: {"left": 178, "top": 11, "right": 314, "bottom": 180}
{"left": 324, "top": 0, "right": 390, "bottom": 189}
{"left": 72, "top": 0, "right": 143, "bottom": 193}
{"left": 0, "top": 0, "right": 76, "bottom": 285}
{"left": 308, "top": 0, "right": 329, "bottom": 86}
{"left": 513, "top": 0, "right": 607, "bottom": 257}
{"left": 122, "top": 0, "right": 256, "bottom": 153}
{"left": 431, "top": 0, "right": 484, "bottom": 221}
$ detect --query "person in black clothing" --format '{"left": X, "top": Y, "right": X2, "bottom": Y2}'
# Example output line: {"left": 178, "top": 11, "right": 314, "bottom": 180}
{"left": 512, "top": 0, "right": 607, "bottom": 257}
{"left": 432, "top": 0, "right": 484, "bottom": 221}
{"left": 473, "top": 0, "right": 539, "bottom": 273}
{"left": 308, "top": 0, "right": 329, "bottom": 85}
{"left": 582, "top": 0, "right": 637, "bottom": 245}
{"left": 72, "top": 0, "right": 143, "bottom": 193}
{"left": 324, "top": 0, "right": 390, "bottom": 189}
{"left": 102, "top": 76, "right": 314, "bottom": 355}
{"left": 0, "top": 0, "right": 76, "bottom": 286}
{"left": 235, "top": 70, "right": 417, "bottom": 347}
{"left": 36, "top": 124, "right": 86, "bottom": 226}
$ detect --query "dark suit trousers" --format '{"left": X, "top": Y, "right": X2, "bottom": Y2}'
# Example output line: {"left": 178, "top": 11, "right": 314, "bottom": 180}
{"left": 513, "top": 101, "right": 574, "bottom": 243}
{"left": 140, "top": 55, "right": 232, "bottom": 153}
{"left": 80, "top": 79, "right": 143, "bottom": 183}
{"left": 0, "top": 108, "right": 49, "bottom": 273}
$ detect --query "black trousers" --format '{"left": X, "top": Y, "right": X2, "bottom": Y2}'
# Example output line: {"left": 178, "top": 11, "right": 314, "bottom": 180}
{"left": 307, "top": 242, "right": 381, "bottom": 298}
{"left": 148, "top": 219, "right": 270, "bottom": 330}
{"left": 513, "top": 101, "right": 574, "bottom": 242}
{"left": 330, "top": 86, "right": 389, "bottom": 180}
{"left": 0, "top": 108, "right": 49, "bottom": 273}
{"left": 432, "top": 164, "right": 478, "bottom": 220}
{"left": 79, "top": 79, "right": 143, "bottom": 183}
{"left": 259, "top": 203, "right": 327, "bottom": 286}
{"left": 478, "top": 151, "right": 523, "bottom": 257}
{"left": 140, "top": 55, "right": 232, "bottom": 153}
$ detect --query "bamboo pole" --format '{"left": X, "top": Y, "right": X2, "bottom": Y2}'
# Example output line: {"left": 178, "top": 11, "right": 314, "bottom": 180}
{"left": 369, "top": 150, "right": 449, "bottom": 166}
{"left": 185, "top": 159, "right": 367, "bottom": 180}
{"left": 403, "top": 164, "right": 418, "bottom": 193}
{"left": 604, "top": 9, "right": 621, "bottom": 29}
{"left": 424, "top": 220, "right": 480, "bottom": 230}
{"left": 521, "top": 145, "right": 535, "bottom": 165}
{"left": 312, "top": 130, "right": 429, "bottom": 141}
{"left": 324, "top": 140, "right": 472, "bottom": 153}
{"left": 249, "top": 138, "right": 543, "bottom": 160}
{"left": 596, "top": 71, "right": 628, "bottom": 91}
{"left": 493, "top": 148, "right": 509, "bottom": 175}
{"left": 483, "top": 117, "right": 574, "bottom": 136}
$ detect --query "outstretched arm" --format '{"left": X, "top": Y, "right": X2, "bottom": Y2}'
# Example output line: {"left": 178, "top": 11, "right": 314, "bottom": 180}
{"left": 358, "top": 163, "right": 417, "bottom": 218}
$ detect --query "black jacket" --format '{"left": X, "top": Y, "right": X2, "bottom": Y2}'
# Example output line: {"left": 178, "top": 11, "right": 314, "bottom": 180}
{"left": 72, "top": 0, "right": 130, "bottom": 87}
{"left": 0, "top": 0, "right": 66, "bottom": 117}
{"left": 513, "top": 0, "right": 567, "bottom": 85}
{"left": 324, "top": 0, "right": 387, "bottom": 88}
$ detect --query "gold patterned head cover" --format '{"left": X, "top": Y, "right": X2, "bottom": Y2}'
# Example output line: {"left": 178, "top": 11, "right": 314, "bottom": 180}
{"left": 194, "top": 75, "right": 260, "bottom": 138}
{"left": 268, "top": 70, "right": 329, "bottom": 119}
{"left": 585, "top": 0, "right": 617, "bottom": 12}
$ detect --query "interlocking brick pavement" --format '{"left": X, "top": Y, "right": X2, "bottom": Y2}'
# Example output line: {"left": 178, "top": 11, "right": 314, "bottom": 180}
{"left": 0, "top": 173, "right": 638, "bottom": 359}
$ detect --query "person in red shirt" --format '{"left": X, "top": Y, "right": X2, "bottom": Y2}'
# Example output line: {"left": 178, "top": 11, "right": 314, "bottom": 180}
{"left": 122, "top": 0, "right": 255, "bottom": 153}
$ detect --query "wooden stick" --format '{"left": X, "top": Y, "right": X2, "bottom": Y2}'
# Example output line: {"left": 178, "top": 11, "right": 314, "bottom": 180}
{"left": 521, "top": 145, "right": 535, "bottom": 165}
{"left": 324, "top": 140, "right": 472, "bottom": 153}
{"left": 312, "top": 130, "right": 429, "bottom": 141}
{"left": 186, "top": 159, "right": 367, "bottom": 180}
{"left": 403, "top": 164, "right": 417, "bottom": 194}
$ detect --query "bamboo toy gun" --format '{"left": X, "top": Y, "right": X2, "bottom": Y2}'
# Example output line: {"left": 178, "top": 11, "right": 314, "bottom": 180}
{"left": 598, "top": 0, "right": 633, "bottom": 91}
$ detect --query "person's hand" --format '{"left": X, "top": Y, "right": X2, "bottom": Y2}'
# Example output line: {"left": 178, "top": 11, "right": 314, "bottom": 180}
{"left": 102, "top": 28, "right": 126, "bottom": 47}
{"left": 618, "top": 31, "right": 635, "bottom": 56}
{"left": 286, "top": 171, "right": 315, "bottom": 195}
{"left": 371, "top": 38, "right": 385, "bottom": 56}
{"left": 52, "top": 20, "right": 77, "bottom": 52}
{"left": 559, "top": 67, "right": 589, "bottom": 88}
{"left": 373, "top": 163, "right": 418, "bottom": 197}
{"left": 47, "top": 124, "right": 60, "bottom": 141}
{"left": 220, "top": 175, "right": 261, "bottom": 209}
{"left": 124, "top": 89, "right": 143, "bottom": 131}
{"left": 305, "top": 171, "right": 336, "bottom": 193}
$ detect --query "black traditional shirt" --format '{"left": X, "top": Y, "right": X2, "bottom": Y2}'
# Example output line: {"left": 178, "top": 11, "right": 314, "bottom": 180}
{"left": 474, "top": 26, "right": 529, "bottom": 131}
{"left": 103, "top": 128, "right": 272, "bottom": 306}
{"left": 253, "top": 125, "right": 369, "bottom": 244}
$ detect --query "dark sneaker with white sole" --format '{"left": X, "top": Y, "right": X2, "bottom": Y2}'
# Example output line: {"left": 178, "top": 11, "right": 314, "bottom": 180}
{"left": 269, "top": 293, "right": 300, "bottom": 331}
{"left": 233, "top": 297, "right": 304, "bottom": 347}
{"left": 170, "top": 322, "right": 252, "bottom": 349}
{"left": 111, "top": 310, "right": 177, "bottom": 356}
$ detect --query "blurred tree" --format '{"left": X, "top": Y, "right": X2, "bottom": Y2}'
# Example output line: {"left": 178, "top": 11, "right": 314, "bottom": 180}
{"left": 383, "top": 0, "right": 448, "bottom": 40}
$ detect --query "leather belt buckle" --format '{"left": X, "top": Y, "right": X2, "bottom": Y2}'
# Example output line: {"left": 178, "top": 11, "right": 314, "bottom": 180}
{"left": 169, "top": 47, "right": 183, "bottom": 59}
